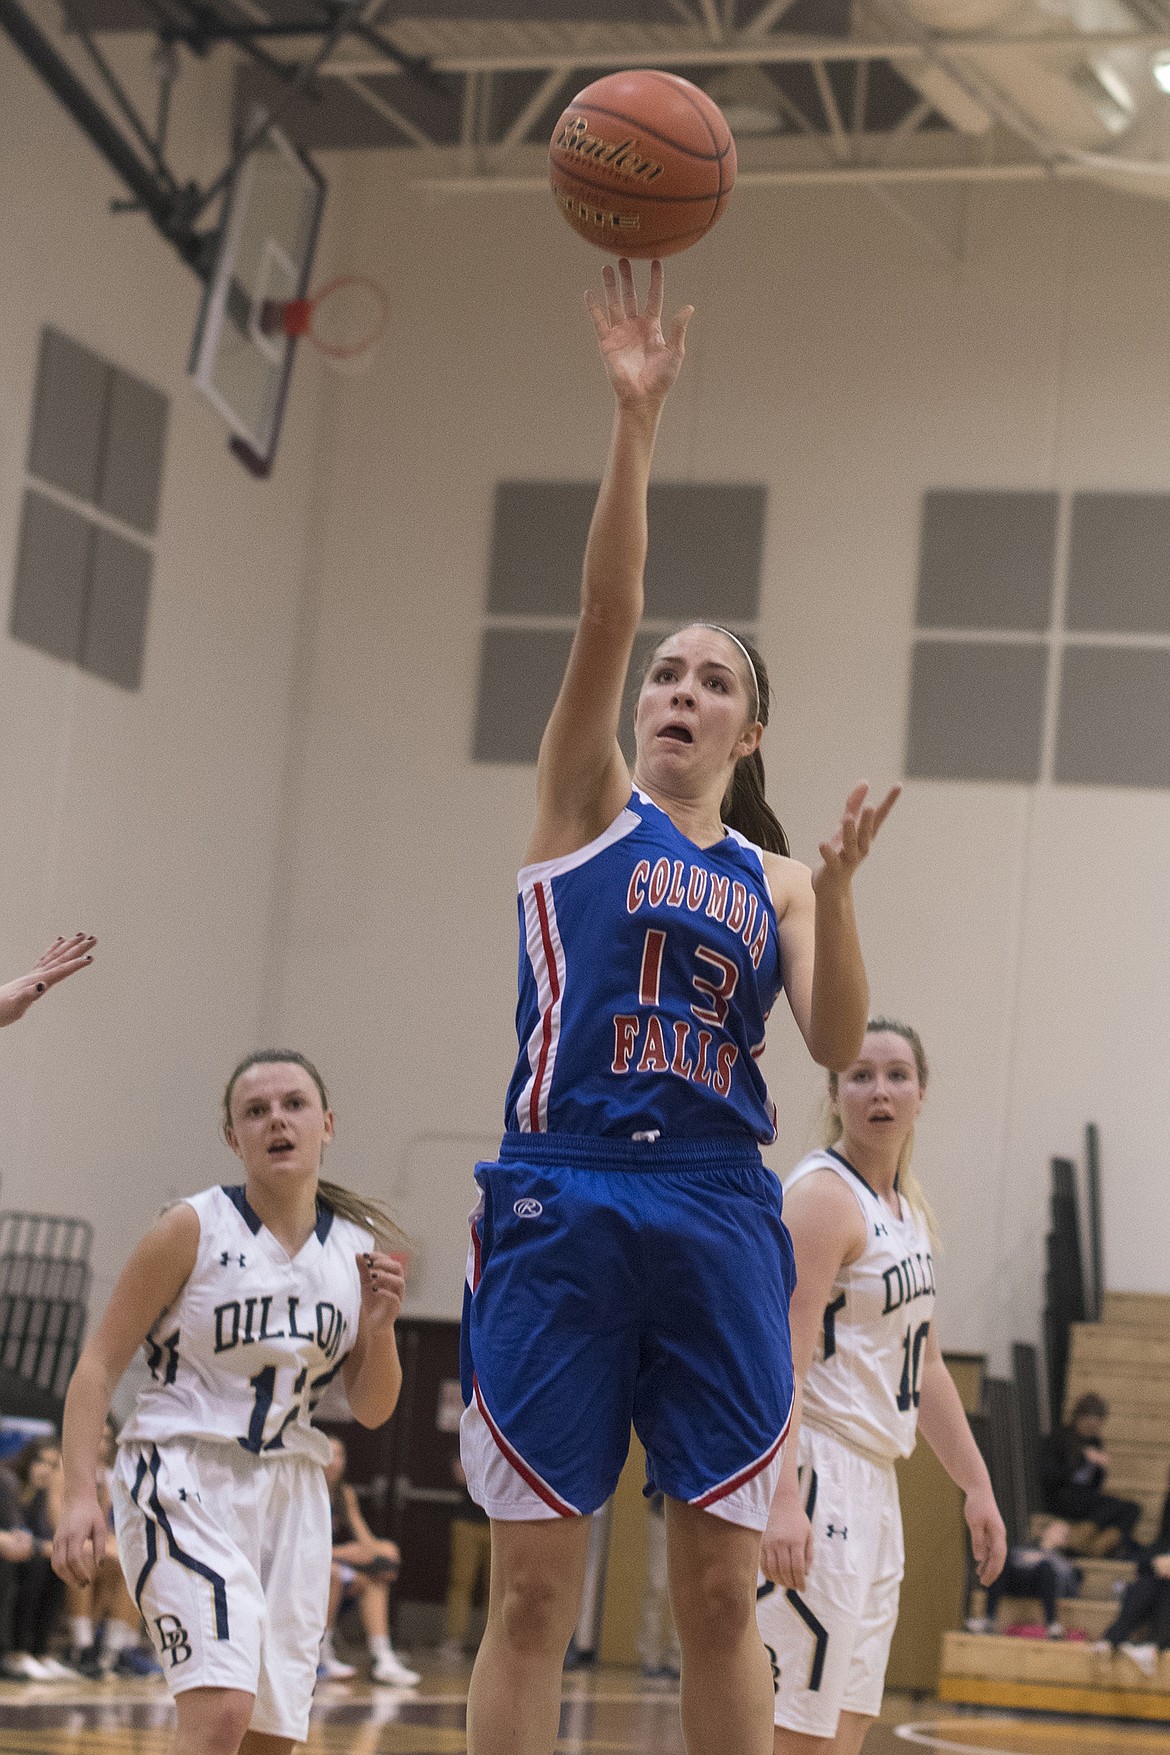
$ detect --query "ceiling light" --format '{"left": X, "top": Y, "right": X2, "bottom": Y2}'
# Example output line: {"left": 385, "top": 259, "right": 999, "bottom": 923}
{"left": 1154, "top": 55, "right": 1170, "bottom": 93}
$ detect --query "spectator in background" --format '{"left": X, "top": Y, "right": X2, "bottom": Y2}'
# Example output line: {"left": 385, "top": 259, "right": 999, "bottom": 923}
{"left": 1094, "top": 1463, "right": 1170, "bottom": 1678}
{"left": 965, "top": 1517, "right": 1080, "bottom": 1638}
{"left": 321, "top": 1437, "right": 419, "bottom": 1688}
{"left": 9, "top": 1439, "right": 68, "bottom": 1678}
{"left": 0, "top": 1461, "right": 35, "bottom": 1680}
{"left": 439, "top": 1456, "right": 491, "bottom": 1663}
{"left": 0, "top": 935, "right": 96, "bottom": 1029}
{"left": 1041, "top": 1393, "right": 1142, "bottom": 1556}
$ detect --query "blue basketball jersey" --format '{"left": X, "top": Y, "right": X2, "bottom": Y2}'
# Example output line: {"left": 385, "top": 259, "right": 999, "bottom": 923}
{"left": 504, "top": 791, "right": 783, "bottom": 1141}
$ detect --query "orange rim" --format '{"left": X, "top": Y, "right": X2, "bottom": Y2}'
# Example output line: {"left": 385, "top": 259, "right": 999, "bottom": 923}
{"left": 303, "top": 274, "right": 391, "bottom": 360}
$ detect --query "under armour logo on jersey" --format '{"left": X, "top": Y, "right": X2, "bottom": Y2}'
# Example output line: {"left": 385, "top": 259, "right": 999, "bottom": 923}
{"left": 825, "top": 1523, "right": 848, "bottom": 1539}
{"left": 513, "top": 1199, "right": 543, "bottom": 1219}
{"left": 220, "top": 1251, "right": 246, "bottom": 1267}
{"left": 154, "top": 1614, "right": 192, "bottom": 1666}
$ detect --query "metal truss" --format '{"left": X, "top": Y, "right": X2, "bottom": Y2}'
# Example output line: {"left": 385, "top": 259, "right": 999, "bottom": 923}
{"left": 7, "top": 0, "right": 1170, "bottom": 285}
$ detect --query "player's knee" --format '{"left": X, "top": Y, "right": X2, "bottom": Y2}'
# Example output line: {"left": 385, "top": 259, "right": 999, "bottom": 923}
{"left": 672, "top": 1560, "right": 756, "bottom": 1651}
{"left": 176, "top": 1689, "right": 255, "bottom": 1755}
{"left": 495, "top": 1569, "right": 578, "bottom": 1655}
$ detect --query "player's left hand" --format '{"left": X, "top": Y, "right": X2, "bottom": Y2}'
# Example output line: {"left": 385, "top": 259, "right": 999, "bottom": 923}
{"left": 0, "top": 933, "right": 97, "bottom": 1028}
{"left": 813, "top": 782, "right": 901, "bottom": 895}
{"left": 965, "top": 1485, "right": 1007, "bottom": 1586}
{"left": 357, "top": 1250, "right": 406, "bottom": 1331}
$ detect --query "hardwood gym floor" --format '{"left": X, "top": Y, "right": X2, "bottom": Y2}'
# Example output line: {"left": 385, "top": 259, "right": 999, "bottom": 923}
{"left": 0, "top": 1669, "right": 1165, "bottom": 1755}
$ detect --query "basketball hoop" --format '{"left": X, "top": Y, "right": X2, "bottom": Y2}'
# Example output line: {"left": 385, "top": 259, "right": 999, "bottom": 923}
{"left": 260, "top": 274, "right": 390, "bottom": 366}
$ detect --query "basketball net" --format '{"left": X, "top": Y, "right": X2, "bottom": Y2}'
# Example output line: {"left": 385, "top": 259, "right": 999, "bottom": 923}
{"left": 260, "top": 274, "right": 390, "bottom": 375}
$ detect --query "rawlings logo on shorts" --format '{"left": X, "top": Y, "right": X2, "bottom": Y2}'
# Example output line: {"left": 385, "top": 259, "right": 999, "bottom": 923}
{"left": 513, "top": 1199, "right": 543, "bottom": 1218}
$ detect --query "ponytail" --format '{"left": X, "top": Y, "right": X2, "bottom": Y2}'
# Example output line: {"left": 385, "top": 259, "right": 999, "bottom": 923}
{"left": 723, "top": 747, "right": 790, "bottom": 856}
{"left": 317, "top": 1178, "right": 407, "bottom": 1252}
{"left": 222, "top": 1048, "right": 408, "bottom": 1252}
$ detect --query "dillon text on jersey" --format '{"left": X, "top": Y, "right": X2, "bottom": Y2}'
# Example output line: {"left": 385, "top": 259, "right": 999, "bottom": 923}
{"left": 212, "top": 1295, "right": 349, "bottom": 1359}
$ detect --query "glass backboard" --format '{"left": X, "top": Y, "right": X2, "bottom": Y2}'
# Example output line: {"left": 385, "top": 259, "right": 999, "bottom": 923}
{"left": 189, "top": 115, "right": 326, "bottom": 478}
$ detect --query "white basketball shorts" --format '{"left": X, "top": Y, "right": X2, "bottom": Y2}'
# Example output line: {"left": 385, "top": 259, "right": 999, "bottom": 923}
{"left": 112, "top": 1438, "right": 330, "bottom": 1740}
{"left": 756, "top": 1424, "right": 904, "bottom": 1738}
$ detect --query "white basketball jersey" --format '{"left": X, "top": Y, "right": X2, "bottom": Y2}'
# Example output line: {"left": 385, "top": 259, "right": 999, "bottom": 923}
{"left": 788, "top": 1149, "right": 935, "bottom": 1462}
{"left": 119, "top": 1185, "right": 370, "bottom": 1465}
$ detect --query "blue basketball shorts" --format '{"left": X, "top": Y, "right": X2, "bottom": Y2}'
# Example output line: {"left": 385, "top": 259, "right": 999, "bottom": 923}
{"left": 459, "top": 1132, "right": 796, "bottom": 1529}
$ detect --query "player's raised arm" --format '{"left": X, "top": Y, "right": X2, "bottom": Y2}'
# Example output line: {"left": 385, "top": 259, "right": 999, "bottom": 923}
{"left": 54, "top": 1204, "right": 199, "bottom": 1586}
{"left": 528, "top": 259, "right": 693, "bottom": 865}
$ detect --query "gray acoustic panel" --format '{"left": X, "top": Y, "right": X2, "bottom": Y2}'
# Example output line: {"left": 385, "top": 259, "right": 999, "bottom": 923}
{"left": 474, "top": 627, "right": 574, "bottom": 762}
{"left": 9, "top": 490, "right": 92, "bottom": 665}
{"left": 27, "top": 329, "right": 111, "bottom": 505}
{"left": 83, "top": 527, "right": 152, "bottom": 690}
{"left": 1055, "top": 646, "right": 1170, "bottom": 788}
{"left": 1066, "top": 493, "right": 1170, "bottom": 634}
{"left": 905, "top": 639, "right": 1048, "bottom": 782}
{"left": 488, "top": 484, "right": 592, "bottom": 616}
{"left": 916, "top": 490, "right": 1058, "bottom": 632}
{"left": 99, "top": 368, "right": 169, "bottom": 535}
{"left": 487, "top": 482, "right": 765, "bottom": 623}
{"left": 644, "top": 484, "right": 765, "bottom": 622}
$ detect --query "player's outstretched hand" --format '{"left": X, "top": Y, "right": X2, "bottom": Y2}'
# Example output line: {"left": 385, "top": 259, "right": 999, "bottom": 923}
{"left": 52, "top": 1494, "right": 108, "bottom": 1588}
{"left": 813, "top": 782, "right": 901, "bottom": 895}
{"left": 760, "top": 1496, "right": 815, "bottom": 1592}
{"left": 0, "top": 933, "right": 96, "bottom": 1029}
{"left": 585, "top": 258, "right": 693, "bottom": 411}
{"left": 965, "top": 1485, "right": 1007, "bottom": 1587}
{"left": 357, "top": 1250, "right": 406, "bottom": 1332}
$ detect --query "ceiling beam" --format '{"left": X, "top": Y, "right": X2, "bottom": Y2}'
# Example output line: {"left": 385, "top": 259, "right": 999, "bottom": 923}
{"left": 742, "top": 0, "right": 804, "bottom": 34}
{"left": 337, "top": 73, "right": 437, "bottom": 147}
{"left": 812, "top": 58, "right": 849, "bottom": 157}
{"left": 697, "top": 0, "right": 725, "bottom": 41}
{"left": 317, "top": 29, "right": 1170, "bottom": 78}
{"left": 496, "top": 62, "right": 570, "bottom": 152}
{"left": 414, "top": 160, "right": 1055, "bottom": 189}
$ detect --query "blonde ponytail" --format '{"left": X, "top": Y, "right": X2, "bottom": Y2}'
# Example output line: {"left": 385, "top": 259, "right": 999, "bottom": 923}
{"left": 317, "top": 1178, "right": 408, "bottom": 1252}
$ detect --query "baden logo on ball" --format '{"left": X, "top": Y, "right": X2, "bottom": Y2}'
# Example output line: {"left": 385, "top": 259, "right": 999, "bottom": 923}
{"left": 548, "top": 69, "right": 737, "bottom": 257}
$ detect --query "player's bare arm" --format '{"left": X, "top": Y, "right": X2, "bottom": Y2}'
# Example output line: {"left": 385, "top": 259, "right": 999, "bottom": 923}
{"left": 761, "top": 1173, "right": 867, "bottom": 1591}
{"left": 0, "top": 933, "right": 97, "bottom": 1028}
{"left": 915, "top": 1323, "right": 1006, "bottom": 1586}
{"left": 529, "top": 260, "right": 693, "bottom": 865}
{"left": 55, "top": 1203, "right": 200, "bottom": 1587}
{"left": 767, "top": 781, "right": 900, "bottom": 1070}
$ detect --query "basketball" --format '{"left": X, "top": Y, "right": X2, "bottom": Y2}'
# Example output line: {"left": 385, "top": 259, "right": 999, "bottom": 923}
{"left": 548, "top": 69, "right": 736, "bottom": 258}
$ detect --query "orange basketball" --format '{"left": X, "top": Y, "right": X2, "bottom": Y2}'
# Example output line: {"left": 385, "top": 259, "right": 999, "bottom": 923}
{"left": 549, "top": 69, "right": 736, "bottom": 258}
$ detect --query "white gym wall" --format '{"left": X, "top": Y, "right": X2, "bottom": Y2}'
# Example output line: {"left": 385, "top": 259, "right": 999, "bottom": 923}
{"left": 3, "top": 29, "right": 1170, "bottom": 1371}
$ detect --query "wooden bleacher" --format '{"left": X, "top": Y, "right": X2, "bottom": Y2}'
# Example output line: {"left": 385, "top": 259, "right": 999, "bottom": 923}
{"left": 939, "top": 1291, "right": 1170, "bottom": 1722}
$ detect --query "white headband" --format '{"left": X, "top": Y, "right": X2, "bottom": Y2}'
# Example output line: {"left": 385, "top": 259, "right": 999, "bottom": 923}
{"left": 696, "top": 624, "right": 761, "bottom": 720}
